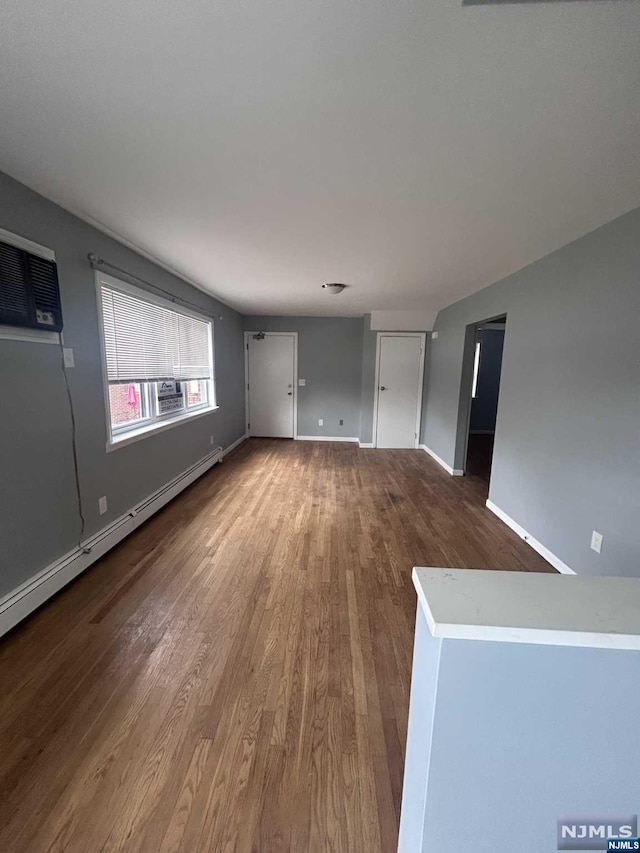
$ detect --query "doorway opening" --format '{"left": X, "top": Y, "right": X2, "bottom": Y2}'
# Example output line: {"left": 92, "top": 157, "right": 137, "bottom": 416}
{"left": 463, "top": 316, "right": 506, "bottom": 487}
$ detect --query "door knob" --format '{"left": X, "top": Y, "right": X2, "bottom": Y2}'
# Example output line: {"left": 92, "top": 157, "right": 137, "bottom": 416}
{"left": 287, "top": 391, "right": 293, "bottom": 396}
{"left": 380, "top": 386, "right": 387, "bottom": 391}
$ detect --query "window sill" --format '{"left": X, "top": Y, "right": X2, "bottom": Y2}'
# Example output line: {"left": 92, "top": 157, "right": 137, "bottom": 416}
{"left": 106, "top": 405, "right": 219, "bottom": 452}
{"left": 0, "top": 325, "right": 60, "bottom": 345}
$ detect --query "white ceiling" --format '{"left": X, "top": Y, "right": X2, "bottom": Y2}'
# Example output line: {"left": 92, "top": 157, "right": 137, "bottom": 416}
{"left": 1, "top": 0, "right": 639, "bottom": 317}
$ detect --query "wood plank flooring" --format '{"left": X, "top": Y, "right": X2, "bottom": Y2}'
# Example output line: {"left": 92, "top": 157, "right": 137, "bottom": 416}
{"left": 0, "top": 439, "right": 553, "bottom": 853}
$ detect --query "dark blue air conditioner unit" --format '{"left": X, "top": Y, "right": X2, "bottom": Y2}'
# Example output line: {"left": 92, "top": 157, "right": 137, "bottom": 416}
{"left": 0, "top": 238, "right": 63, "bottom": 332}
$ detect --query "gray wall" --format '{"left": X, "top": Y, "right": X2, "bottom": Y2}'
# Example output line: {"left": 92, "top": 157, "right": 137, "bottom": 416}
{"left": 243, "top": 316, "right": 364, "bottom": 439}
{"left": 0, "top": 171, "right": 246, "bottom": 599}
{"left": 422, "top": 207, "right": 640, "bottom": 577}
{"left": 470, "top": 328, "right": 505, "bottom": 433}
{"left": 359, "top": 314, "right": 378, "bottom": 444}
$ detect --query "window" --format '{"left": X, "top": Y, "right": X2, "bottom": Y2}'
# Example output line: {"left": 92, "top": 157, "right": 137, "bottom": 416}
{"left": 97, "top": 273, "right": 216, "bottom": 448}
{"left": 472, "top": 340, "right": 481, "bottom": 399}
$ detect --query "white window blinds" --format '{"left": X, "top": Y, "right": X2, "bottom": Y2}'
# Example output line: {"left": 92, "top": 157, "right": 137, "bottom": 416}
{"left": 100, "top": 281, "right": 213, "bottom": 383}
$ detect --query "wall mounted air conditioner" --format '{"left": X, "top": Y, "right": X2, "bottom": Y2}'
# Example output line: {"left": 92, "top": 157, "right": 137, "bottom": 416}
{"left": 0, "top": 238, "right": 63, "bottom": 332}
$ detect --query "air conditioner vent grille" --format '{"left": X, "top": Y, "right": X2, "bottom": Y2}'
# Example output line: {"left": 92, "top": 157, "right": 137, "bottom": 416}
{"left": 0, "top": 242, "right": 30, "bottom": 319}
{"left": 0, "top": 239, "right": 63, "bottom": 331}
{"left": 27, "top": 255, "right": 62, "bottom": 318}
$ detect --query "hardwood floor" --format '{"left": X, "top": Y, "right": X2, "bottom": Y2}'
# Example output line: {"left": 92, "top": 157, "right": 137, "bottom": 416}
{"left": 0, "top": 439, "right": 553, "bottom": 853}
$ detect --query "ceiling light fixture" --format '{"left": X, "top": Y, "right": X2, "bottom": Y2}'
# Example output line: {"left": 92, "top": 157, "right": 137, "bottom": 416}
{"left": 322, "top": 283, "right": 347, "bottom": 295}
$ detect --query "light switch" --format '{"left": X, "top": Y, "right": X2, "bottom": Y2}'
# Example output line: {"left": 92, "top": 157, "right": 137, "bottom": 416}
{"left": 63, "top": 347, "right": 75, "bottom": 368}
{"left": 298, "top": 379, "right": 306, "bottom": 386}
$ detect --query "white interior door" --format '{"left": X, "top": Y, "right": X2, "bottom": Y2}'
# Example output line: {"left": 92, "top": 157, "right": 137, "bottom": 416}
{"left": 375, "top": 334, "right": 425, "bottom": 448}
{"left": 247, "top": 333, "right": 296, "bottom": 438}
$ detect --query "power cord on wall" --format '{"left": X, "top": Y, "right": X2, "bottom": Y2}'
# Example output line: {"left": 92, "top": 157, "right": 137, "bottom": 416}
{"left": 58, "top": 334, "right": 92, "bottom": 555}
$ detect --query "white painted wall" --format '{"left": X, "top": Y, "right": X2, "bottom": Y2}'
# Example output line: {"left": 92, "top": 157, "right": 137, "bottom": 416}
{"left": 370, "top": 310, "right": 436, "bottom": 331}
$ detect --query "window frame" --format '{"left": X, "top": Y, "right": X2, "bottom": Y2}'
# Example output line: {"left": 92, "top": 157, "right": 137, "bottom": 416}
{"left": 184, "top": 379, "right": 210, "bottom": 412}
{"left": 471, "top": 340, "right": 482, "bottom": 399}
{"left": 109, "top": 382, "right": 153, "bottom": 435}
{"left": 95, "top": 271, "right": 217, "bottom": 452}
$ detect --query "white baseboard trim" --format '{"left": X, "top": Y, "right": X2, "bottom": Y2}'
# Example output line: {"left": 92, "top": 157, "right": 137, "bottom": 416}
{"left": 0, "top": 446, "right": 226, "bottom": 638}
{"left": 222, "top": 433, "right": 248, "bottom": 458}
{"left": 358, "top": 442, "right": 374, "bottom": 449}
{"left": 485, "top": 500, "right": 576, "bottom": 575}
{"left": 295, "top": 435, "right": 359, "bottom": 443}
{"left": 419, "top": 444, "right": 465, "bottom": 477}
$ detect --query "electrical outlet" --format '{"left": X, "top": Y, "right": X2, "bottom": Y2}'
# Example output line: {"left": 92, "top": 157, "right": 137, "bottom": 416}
{"left": 590, "top": 530, "right": 603, "bottom": 554}
{"left": 63, "top": 347, "right": 75, "bottom": 368}
{"left": 98, "top": 496, "right": 108, "bottom": 515}
{"left": 318, "top": 419, "right": 323, "bottom": 426}
{"left": 298, "top": 378, "right": 306, "bottom": 386}
{"left": 339, "top": 419, "right": 344, "bottom": 426}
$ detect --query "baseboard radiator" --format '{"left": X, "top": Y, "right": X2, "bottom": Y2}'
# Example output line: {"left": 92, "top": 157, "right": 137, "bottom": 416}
{"left": 0, "top": 445, "right": 227, "bottom": 638}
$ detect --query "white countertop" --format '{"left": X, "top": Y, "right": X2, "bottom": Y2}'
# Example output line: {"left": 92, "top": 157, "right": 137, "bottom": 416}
{"left": 413, "top": 567, "right": 640, "bottom": 650}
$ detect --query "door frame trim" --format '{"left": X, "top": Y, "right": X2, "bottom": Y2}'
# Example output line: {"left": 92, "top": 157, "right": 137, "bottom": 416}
{"left": 373, "top": 332, "right": 426, "bottom": 449}
{"left": 244, "top": 331, "right": 299, "bottom": 439}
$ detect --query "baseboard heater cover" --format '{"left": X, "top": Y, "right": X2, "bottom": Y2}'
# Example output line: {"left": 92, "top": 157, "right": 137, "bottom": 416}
{"left": 0, "top": 444, "right": 229, "bottom": 638}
